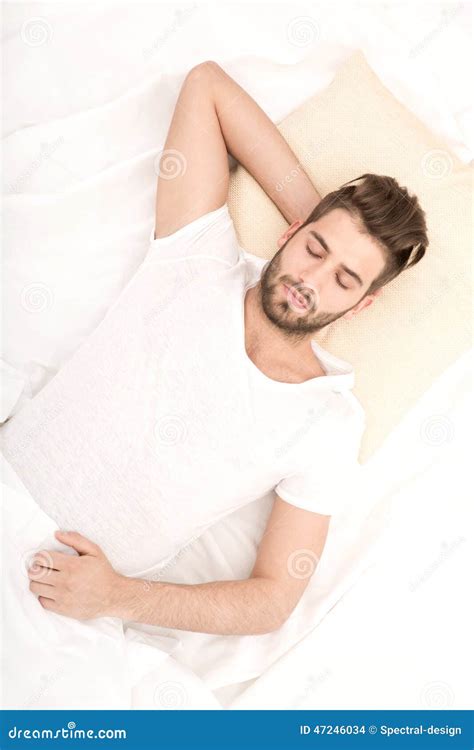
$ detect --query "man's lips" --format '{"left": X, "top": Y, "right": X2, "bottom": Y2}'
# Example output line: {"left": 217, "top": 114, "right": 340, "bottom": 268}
{"left": 283, "top": 284, "right": 309, "bottom": 310}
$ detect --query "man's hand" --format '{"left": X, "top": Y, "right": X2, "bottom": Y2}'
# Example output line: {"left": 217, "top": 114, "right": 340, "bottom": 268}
{"left": 27, "top": 531, "right": 122, "bottom": 621}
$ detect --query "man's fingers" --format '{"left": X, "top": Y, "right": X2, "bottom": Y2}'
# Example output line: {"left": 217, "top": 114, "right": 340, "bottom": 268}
{"left": 38, "top": 596, "right": 59, "bottom": 612}
{"left": 29, "top": 580, "right": 57, "bottom": 599}
{"left": 30, "top": 550, "right": 73, "bottom": 571}
{"left": 28, "top": 566, "right": 61, "bottom": 585}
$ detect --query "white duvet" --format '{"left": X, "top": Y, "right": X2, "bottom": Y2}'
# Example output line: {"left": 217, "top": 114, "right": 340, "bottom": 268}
{"left": 1, "top": 2, "right": 472, "bottom": 709}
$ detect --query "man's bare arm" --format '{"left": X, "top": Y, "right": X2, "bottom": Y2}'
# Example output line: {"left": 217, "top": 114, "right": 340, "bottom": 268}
{"left": 105, "top": 494, "right": 329, "bottom": 636}
{"left": 108, "top": 574, "right": 288, "bottom": 635}
{"left": 32, "top": 497, "right": 329, "bottom": 635}
{"left": 208, "top": 60, "right": 322, "bottom": 224}
{"left": 153, "top": 60, "right": 321, "bottom": 239}
{"left": 104, "top": 493, "right": 330, "bottom": 635}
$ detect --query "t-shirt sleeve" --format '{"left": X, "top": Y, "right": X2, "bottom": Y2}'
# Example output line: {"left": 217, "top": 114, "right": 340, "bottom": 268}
{"left": 143, "top": 203, "right": 241, "bottom": 269}
{"left": 274, "top": 410, "right": 366, "bottom": 516}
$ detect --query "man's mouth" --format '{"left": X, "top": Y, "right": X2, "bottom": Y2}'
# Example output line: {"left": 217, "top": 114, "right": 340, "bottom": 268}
{"left": 284, "top": 284, "right": 309, "bottom": 310}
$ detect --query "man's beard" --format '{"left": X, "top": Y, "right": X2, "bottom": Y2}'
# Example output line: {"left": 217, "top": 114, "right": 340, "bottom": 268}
{"left": 259, "top": 246, "right": 358, "bottom": 343}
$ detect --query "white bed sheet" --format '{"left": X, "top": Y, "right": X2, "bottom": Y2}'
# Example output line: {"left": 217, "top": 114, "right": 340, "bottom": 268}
{"left": 1, "top": 1, "right": 472, "bottom": 709}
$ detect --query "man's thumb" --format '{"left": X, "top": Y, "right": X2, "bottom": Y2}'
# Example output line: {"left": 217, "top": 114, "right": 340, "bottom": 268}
{"left": 54, "top": 530, "right": 99, "bottom": 556}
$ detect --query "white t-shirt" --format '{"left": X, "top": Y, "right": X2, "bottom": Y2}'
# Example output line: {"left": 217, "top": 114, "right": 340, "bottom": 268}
{"left": 0, "top": 204, "right": 366, "bottom": 577}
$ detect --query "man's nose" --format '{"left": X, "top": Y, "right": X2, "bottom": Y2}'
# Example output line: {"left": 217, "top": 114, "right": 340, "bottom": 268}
{"left": 299, "top": 266, "right": 330, "bottom": 296}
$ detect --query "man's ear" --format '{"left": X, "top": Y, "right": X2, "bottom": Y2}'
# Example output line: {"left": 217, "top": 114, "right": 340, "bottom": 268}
{"left": 343, "top": 288, "right": 382, "bottom": 320}
{"left": 276, "top": 219, "right": 303, "bottom": 249}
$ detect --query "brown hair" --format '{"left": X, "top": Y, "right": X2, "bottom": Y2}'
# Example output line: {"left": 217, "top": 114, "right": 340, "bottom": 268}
{"left": 299, "top": 173, "right": 429, "bottom": 295}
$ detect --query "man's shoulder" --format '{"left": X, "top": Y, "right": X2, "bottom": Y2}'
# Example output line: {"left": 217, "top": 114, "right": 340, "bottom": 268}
{"left": 145, "top": 203, "right": 243, "bottom": 269}
{"left": 240, "top": 248, "right": 268, "bottom": 286}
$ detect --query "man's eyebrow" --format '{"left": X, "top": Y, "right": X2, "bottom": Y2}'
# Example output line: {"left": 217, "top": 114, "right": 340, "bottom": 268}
{"left": 308, "top": 230, "right": 364, "bottom": 287}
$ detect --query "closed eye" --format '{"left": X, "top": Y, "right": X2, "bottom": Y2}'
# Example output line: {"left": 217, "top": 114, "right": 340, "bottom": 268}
{"left": 306, "top": 246, "right": 350, "bottom": 290}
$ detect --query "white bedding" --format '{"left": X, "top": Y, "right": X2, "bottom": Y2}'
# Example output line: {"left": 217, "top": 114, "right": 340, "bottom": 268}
{"left": 1, "top": 2, "right": 472, "bottom": 709}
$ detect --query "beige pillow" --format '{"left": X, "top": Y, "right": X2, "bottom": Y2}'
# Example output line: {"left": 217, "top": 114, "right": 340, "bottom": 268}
{"left": 228, "top": 50, "right": 472, "bottom": 464}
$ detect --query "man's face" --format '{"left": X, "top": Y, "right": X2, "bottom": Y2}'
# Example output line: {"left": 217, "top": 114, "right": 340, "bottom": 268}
{"left": 259, "top": 208, "right": 387, "bottom": 338}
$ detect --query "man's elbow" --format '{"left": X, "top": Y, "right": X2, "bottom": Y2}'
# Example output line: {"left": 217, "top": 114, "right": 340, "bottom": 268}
{"left": 252, "top": 581, "right": 299, "bottom": 635}
{"left": 259, "top": 607, "right": 295, "bottom": 634}
{"left": 187, "top": 60, "right": 222, "bottom": 86}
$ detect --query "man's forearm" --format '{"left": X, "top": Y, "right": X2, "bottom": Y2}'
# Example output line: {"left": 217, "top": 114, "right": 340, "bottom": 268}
{"left": 205, "top": 61, "right": 322, "bottom": 224}
{"left": 108, "top": 574, "right": 289, "bottom": 635}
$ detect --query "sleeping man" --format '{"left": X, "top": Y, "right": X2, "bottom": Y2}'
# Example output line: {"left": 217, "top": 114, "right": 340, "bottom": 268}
{"left": 0, "top": 61, "right": 428, "bottom": 635}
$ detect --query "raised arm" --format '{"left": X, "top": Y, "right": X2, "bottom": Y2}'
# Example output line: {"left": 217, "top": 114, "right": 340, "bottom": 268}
{"left": 210, "top": 61, "right": 322, "bottom": 223}
{"left": 153, "top": 60, "right": 321, "bottom": 239}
